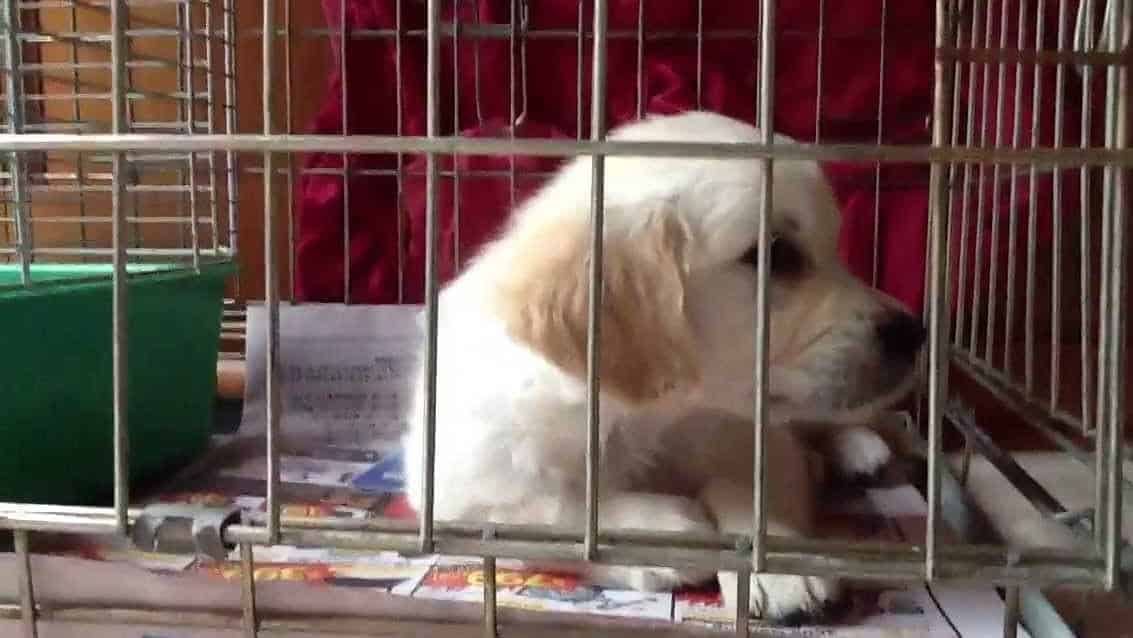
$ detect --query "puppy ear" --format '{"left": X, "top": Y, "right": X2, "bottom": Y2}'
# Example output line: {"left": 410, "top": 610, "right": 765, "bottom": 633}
{"left": 489, "top": 206, "right": 701, "bottom": 405}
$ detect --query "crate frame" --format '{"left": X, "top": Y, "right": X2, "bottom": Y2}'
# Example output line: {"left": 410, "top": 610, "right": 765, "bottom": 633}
{"left": 0, "top": 0, "right": 1130, "bottom": 636}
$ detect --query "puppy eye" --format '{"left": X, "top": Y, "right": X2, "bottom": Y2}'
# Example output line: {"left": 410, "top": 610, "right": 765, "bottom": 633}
{"left": 769, "top": 236, "right": 807, "bottom": 277}
{"left": 740, "top": 235, "right": 807, "bottom": 278}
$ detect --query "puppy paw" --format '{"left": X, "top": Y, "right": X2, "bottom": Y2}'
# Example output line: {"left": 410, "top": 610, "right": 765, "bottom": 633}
{"left": 718, "top": 570, "right": 842, "bottom": 625}
{"left": 829, "top": 426, "right": 892, "bottom": 481}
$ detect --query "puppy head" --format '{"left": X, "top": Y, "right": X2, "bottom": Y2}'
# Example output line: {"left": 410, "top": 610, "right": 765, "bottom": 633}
{"left": 686, "top": 168, "right": 926, "bottom": 424}
{"left": 484, "top": 111, "right": 925, "bottom": 421}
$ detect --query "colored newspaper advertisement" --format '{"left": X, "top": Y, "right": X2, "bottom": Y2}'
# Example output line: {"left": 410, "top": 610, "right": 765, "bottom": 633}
{"left": 43, "top": 443, "right": 1027, "bottom": 636}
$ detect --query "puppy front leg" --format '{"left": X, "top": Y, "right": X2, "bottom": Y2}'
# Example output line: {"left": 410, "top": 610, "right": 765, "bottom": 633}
{"left": 699, "top": 432, "right": 842, "bottom": 623}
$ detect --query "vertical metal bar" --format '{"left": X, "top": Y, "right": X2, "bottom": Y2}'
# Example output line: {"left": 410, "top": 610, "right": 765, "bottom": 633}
{"left": 110, "top": 0, "right": 130, "bottom": 536}
{"left": 506, "top": 1, "right": 529, "bottom": 203}
{"left": 1095, "top": 372, "right": 1111, "bottom": 557}
{"left": 985, "top": 0, "right": 1012, "bottom": 364}
{"left": 734, "top": 565, "right": 750, "bottom": 637}
{"left": 1024, "top": 0, "right": 1046, "bottom": 394}
{"left": 752, "top": 0, "right": 776, "bottom": 574}
{"left": 341, "top": 0, "right": 351, "bottom": 304}
{"left": 946, "top": 0, "right": 965, "bottom": 285}
{"left": 1003, "top": 585, "right": 1020, "bottom": 638}
{"left": 285, "top": 0, "right": 296, "bottom": 299}
{"left": 959, "top": 432, "right": 975, "bottom": 486}
{"left": 204, "top": 0, "right": 222, "bottom": 254}
{"left": 1095, "top": 0, "right": 1118, "bottom": 448}
{"left": 3, "top": 0, "right": 30, "bottom": 286}
{"left": 262, "top": 0, "right": 281, "bottom": 545}
{"left": 183, "top": 0, "right": 201, "bottom": 271}
{"left": 453, "top": 4, "right": 461, "bottom": 271}
{"left": 576, "top": 1, "right": 584, "bottom": 138}
{"left": 395, "top": 0, "right": 405, "bottom": 302}
{"left": 472, "top": 3, "right": 484, "bottom": 126}
{"left": 925, "top": 0, "right": 955, "bottom": 581}
{"left": 517, "top": 2, "right": 529, "bottom": 128}
{"left": 695, "top": 0, "right": 704, "bottom": 109}
{"left": 584, "top": 0, "right": 610, "bottom": 563}
{"left": 871, "top": 0, "right": 888, "bottom": 287}
{"left": 123, "top": 7, "right": 140, "bottom": 253}
{"left": 1049, "top": 0, "right": 1069, "bottom": 412}
{"left": 635, "top": 0, "right": 644, "bottom": 119}
{"left": 176, "top": 3, "right": 190, "bottom": 253}
{"left": 204, "top": 0, "right": 221, "bottom": 254}
{"left": 509, "top": 0, "right": 518, "bottom": 208}
{"left": 1003, "top": 0, "right": 1029, "bottom": 377}
{"left": 239, "top": 542, "right": 258, "bottom": 638}
{"left": 70, "top": 0, "right": 88, "bottom": 254}
{"left": 482, "top": 556, "right": 498, "bottom": 638}
{"left": 223, "top": 0, "right": 239, "bottom": 258}
{"left": 1101, "top": 0, "right": 1127, "bottom": 590}
{"left": 954, "top": 0, "right": 984, "bottom": 348}
{"left": 1079, "top": 0, "right": 1096, "bottom": 434}
{"left": 969, "top": 0, "right": 997, "bottom": 356}
{"left": 419, "top": 0, "right": 442, "bottom": 554}
{"left": 14, "top": 530, "right": 38, "bottom": 638}
{"left": 1094, "top": 0, "right": 1113, "bottom": 549}
{"left": 814, "top": 0, "right": 825, "bottom": 142}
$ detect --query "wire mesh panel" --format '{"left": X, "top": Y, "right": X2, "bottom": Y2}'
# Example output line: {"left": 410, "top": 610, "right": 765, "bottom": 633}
{"left": 0, "top": 0, "right": 237, "bottom": 270}
{"left": 945, "top": 0, "right": 1129, "bottom": 438}
{"left": 942, "top": 0, "right": 1130, "bottom": 589}
{"left": 0, "top": 0, "right": 1129, "bottom": 636}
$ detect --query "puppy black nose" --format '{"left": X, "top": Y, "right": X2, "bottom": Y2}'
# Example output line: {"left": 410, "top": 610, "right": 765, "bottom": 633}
{"left": 876, "top": 312, "right": 927, "bottom": 361}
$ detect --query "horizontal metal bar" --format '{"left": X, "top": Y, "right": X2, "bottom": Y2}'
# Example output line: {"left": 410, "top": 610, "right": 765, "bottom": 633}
{"left": 0, "top": 246, "right": 232, "bottom": 257}
{"left": 0, "top": 513, "right": 124, "bottom": 535}
{"left": 0, "top": 174, "right": 208, "bottom": 187}
{"left": 14, "top": 216, "right": 214, "bottom": 224}
{"left": 938, "top": 45, "right": 1128, "bottom": 65}
{"left": 0, "top": 604, "right": 693, "bottom": 638}
{"left": 246, "top": 161, "right": 1067, "bottom": 183}
{"left": 0, "top": 185, "right": 215, "bottom": 195}
{"left": 10, "top": 28, "right": 214, "bottom": 42}
{"left": 20, "top": 0, "right": 188, "bottom": 7}
{"left": 8, "top": 152, "right": 210, "bottom": 164}
{"left": 0, "top": 134, "right": 1130, "bottom": 166}
{"left": 0, "top": 502, "right": 1103, "bottom": 585}
{"left": 15, "top": 59, "right": 212, "bottom": 73}
{"left": 0, "top": 504, "right": 141, "bottom": 518}
{"left": 221, "top": 523, "right": 1102, "bottom": 586}
{"left": 2, "top": 90, "right": 211, "bottom": 103}
{"left": 247, "top": 25, "right": 885, "bottom": 42}
{"left": 243, "top": 166, "right": 559, "bottom": 179}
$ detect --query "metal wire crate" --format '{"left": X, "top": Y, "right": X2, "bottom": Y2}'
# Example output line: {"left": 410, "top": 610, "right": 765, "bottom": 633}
{"left": 0, "top": 0, "right": 1129, "bottom": 636}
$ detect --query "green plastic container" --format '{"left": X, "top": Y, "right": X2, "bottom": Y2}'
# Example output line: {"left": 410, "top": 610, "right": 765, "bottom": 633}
{"left": 0, "top": 261, "right": 236, "bottom": 505}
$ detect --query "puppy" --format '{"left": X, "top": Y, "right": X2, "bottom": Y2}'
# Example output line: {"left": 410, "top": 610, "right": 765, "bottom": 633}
{"left": 399, "top": 111, "right": 925, "bottom": 622}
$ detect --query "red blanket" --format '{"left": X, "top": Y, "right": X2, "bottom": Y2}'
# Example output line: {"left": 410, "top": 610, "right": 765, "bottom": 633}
{"left": 296, "top": 0, "right": 1107, "bottom": 318}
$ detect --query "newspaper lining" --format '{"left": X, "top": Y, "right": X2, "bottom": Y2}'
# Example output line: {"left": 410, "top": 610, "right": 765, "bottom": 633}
{"left": 47, "top": 447, "right": 1029, "bottom": 637}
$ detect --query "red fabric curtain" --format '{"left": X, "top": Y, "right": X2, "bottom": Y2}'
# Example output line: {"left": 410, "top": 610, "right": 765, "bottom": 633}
{"left": 295, "top": 0, "right": 1107, "bottom": 319}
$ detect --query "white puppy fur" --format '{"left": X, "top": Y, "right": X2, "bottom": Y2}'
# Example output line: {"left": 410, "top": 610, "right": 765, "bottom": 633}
{"left": 399, "top": 111, "right": 925, "bottom": 622}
